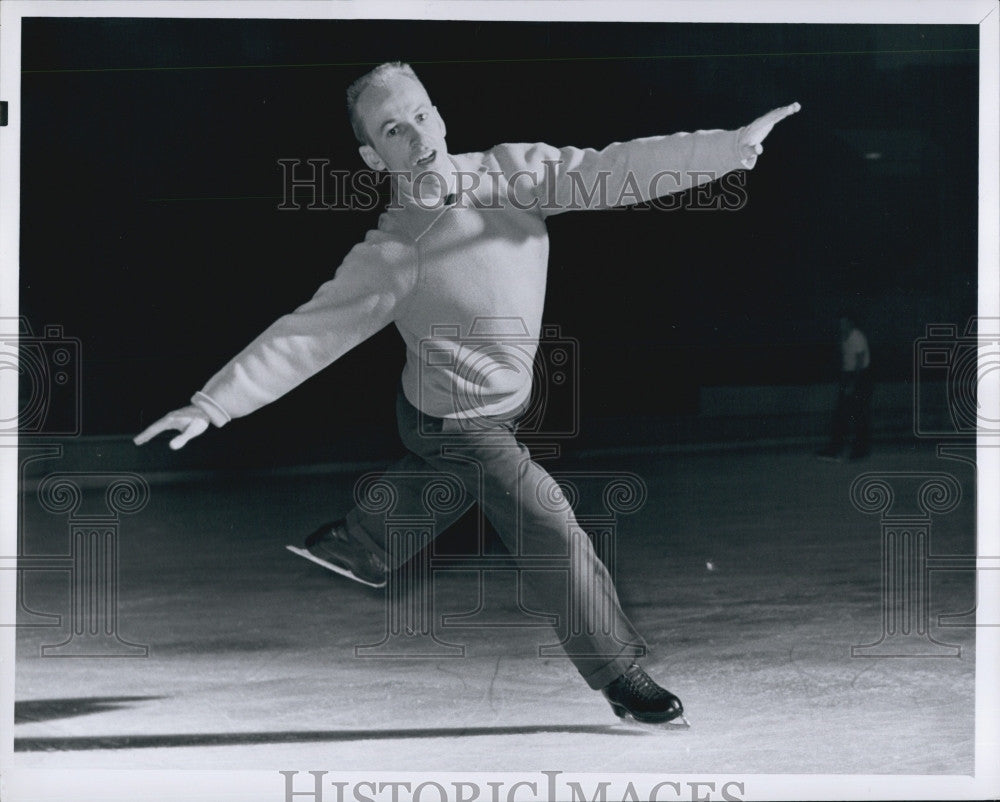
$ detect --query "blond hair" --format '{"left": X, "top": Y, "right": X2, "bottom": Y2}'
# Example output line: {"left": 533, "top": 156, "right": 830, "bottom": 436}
{"left": 346, "top": 62, "right": 425, "bottom": 145}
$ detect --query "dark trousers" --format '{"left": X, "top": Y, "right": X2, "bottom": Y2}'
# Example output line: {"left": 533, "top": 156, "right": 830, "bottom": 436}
{"left": 344, "top": 391, "right": 645, "bottom": 690}
{"left": 828, "top": 369, "right": 873, "bottom": 455}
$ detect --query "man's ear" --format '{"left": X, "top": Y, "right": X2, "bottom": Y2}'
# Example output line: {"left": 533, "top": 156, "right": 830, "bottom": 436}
{"left": 360, "top": 144, "right": 386, "bottom": 172}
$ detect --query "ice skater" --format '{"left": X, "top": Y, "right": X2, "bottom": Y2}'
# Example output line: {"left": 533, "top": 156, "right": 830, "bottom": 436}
{"left": 135, "top": 62, "right": 800, "bottom": 726}
{"left": 818, "top": 314, "right": 873, "bottom": 460}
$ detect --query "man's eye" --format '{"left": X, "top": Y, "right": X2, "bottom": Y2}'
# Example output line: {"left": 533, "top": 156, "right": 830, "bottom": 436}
{"left": 416, "top": 113, "right": 427, "bottom": 122}
{"left": 386, "top": 127, "right": 397, "bottom": 137}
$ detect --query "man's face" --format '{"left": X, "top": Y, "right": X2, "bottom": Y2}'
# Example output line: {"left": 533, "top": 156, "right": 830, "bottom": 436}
{"left": 356, "top": 73, "right": 449, "bottom": 180}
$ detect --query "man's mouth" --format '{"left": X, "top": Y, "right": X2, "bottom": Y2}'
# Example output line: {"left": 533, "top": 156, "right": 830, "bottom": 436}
{"left": 414, "top": 150, "right": 437, "bottom": 167}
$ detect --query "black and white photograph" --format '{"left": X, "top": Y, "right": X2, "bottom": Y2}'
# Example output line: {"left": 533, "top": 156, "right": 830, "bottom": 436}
{"left": 1, "top": 1, "right": 997, "bottom": 800}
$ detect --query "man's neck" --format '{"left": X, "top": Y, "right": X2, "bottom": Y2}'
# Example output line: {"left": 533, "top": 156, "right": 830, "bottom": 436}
{"left": 393, "top": 158, "right": 458, "bottom": 209}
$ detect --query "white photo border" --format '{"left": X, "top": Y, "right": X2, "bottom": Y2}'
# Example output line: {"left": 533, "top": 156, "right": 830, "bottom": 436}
{"left": 1, "top": 1, "right": 997, "bottom": 800}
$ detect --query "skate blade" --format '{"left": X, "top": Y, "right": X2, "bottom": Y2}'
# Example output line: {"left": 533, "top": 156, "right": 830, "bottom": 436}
{"left": 613, "top": 713, "right": 691, "bottom": 732}
{"left": 286, "top": 545, "right": 387, "bottom": 589}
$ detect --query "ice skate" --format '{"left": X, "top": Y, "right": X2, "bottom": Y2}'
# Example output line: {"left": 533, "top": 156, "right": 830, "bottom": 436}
{"left": 602, "top": 664, "right": 690, "bottom": 729}
{"left": 287, "top": 520, "right": 387, "bottom": 588}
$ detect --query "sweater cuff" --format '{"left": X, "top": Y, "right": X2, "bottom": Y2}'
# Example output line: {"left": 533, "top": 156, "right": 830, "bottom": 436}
{"left": 191, "top": 391, "right": 231, "bottom": 427}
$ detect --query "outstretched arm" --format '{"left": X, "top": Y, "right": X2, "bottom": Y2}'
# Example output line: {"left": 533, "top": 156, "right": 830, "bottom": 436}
{"left": 737, "top": 102, "right": 802, "bottom": 164}
{"left": 132, "top": 229, "right": 417, "bottom": 451}
{"left": 496, "top": 101, "right": 802, "bottom": 215}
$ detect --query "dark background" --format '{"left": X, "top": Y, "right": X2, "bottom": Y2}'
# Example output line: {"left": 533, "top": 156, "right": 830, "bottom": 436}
{"left": 18, "top": 18, "right": 978, "bottom": 456}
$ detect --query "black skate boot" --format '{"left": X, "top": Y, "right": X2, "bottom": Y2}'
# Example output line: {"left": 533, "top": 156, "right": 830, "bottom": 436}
{"left": 286, "top": 520, "right": 387, "bottom": 588}
{"left": 602, "top": 664, "right": 688, "bottom": 727}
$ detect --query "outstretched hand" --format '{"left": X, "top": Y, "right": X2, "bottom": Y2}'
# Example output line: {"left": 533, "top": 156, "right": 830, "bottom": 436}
{"left": 134, "top": 405, "right": 210, "bottom": 450}
{"left": 739, "top": 102, "right": 802, "bottom": 161}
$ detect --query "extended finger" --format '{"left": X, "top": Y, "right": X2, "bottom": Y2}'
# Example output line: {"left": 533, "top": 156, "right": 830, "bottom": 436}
{"left": 134, "top": 417, "right": 176, "bottom": 446}
{"left": 745, "top": 103, "right": 801, "bottom": 146}
{"left": 771, "top": 101, "right": 801, "bottom": 122}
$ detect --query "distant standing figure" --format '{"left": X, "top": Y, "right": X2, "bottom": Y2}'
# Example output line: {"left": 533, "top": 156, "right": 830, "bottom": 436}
{"left": 819, "top": 315, "right": 872, "bottom": 460}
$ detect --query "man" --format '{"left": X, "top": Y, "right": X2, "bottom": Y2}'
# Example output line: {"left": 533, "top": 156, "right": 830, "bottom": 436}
{"left": 135, "top": 62, "right": 800, "bottom": 725}
{"left": 818, "top": 315, "right": 873, "bottom": 460}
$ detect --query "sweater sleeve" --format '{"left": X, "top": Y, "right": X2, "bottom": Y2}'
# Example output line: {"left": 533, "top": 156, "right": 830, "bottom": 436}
{"left": 191, "top": 229, "right": 416, "bottom": 425}
{"left": 491, "top": 128, "right": 753, "bottom": 217}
